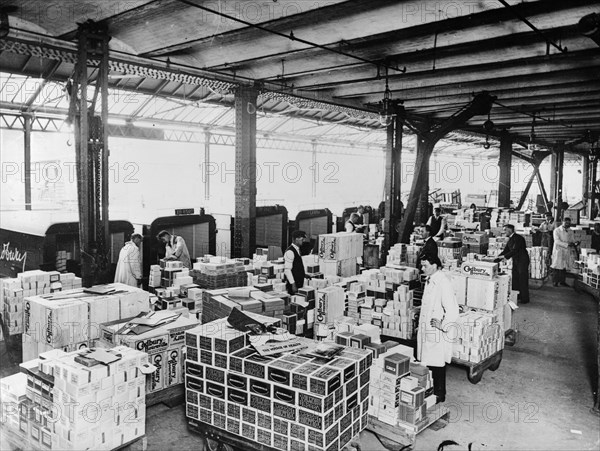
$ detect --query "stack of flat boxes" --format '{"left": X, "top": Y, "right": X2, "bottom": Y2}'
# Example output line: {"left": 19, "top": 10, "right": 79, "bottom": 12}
{"left": 55, "top": 250, "right": 68, "bottom": 272}
{"left": 1, "top": 271, "right": 80, "bottom": 336}
{"left": 22, "top": 283, "right": 148, "bottom": 361}
{"left": 317, "top": 233, "right": 362, "bottom": 278}
{"left": 346, "top": 284, "right": 365, "bottom": 323}
{"left": 148, "top": 265, "right": 162, "bottom": 288}
{"left": 201, "top": 288, "right": 285, "bottom": 324}
{"left": 528, "top": 247, "right": 549, "bottom": 279}
{"left": 184, "top": 318, "right": 373, "bottom": 451}
{"left": 192, "top": 257, "right": 250, "bottom": 290}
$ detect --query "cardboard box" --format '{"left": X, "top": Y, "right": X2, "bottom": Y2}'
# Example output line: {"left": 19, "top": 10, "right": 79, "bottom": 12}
{"left": 460, "top": 261, "right": 499, "bottom": 280}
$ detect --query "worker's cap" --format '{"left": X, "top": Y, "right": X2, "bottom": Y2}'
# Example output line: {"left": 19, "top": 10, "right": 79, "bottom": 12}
{"left": 292, "top": 230, "right": 307, "bottom": 240}
{"left": 503, "top": 223, "right": 515, "bottom": 231}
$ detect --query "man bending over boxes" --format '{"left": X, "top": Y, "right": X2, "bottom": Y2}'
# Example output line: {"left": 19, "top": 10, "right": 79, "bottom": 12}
{"left": 157, "top": 230, "right": 192, "bottom": 269}
{"left": 417, "top": 254, "right": 459, "bottom": 404}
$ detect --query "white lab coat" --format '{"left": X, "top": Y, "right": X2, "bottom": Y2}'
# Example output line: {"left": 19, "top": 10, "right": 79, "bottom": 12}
{"left": 551, "top": 226, "right": 576, "bottom": 270}
{"left": 114, "top": 241, "right": 142, "bottom": 287}
{"left": 417, "top": 270, "right": 459, "bottom": 367}
{"left": 165, "top": 235, "right": 192, "bottom": 269}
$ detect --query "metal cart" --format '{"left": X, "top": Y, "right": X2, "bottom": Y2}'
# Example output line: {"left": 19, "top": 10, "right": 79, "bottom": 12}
{"left": 451, "top": 350, "right": 503, "bottom": 384}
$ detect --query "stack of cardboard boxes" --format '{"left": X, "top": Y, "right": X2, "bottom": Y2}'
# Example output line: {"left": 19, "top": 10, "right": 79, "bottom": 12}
{"left": 21, "top": 283, "right": 149, "bottom": 361}
{"left": 100, "top": 309, "right": 199, "bottom": 394}
{"left": 462, "top": 233, "right": 489, "bottom": 256}
{"left": 369, "top": 347, "right": 434, "bottom": 427}
{"left": 1, "top": 270, "right": 81, "bottom": 336}
{"left": 202, "top": 287, "right": 286, "bottom": 324}
{"left": 317, "top": 233, "right": 363, "bottom": 278}
{"left": 580, "top": 251, "right": 600, "bottom": 290}
{"left": 184, "top": 318, "right": 373, "bottom": 451}
{"left": 1, "top": 346, "right": 148, "bottom": 450}
{"left": 438, "top": 239, "right": 463, "bottom": 265}
{"left": 528, "top": 247, "right": 549, "bottom": 279}
{"left": 191, "top": 257, "right": 251, "bottom": 290}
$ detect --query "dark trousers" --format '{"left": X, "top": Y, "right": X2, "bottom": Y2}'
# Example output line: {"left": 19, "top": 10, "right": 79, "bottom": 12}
{"left": 552, "top": 268, "right": 567, "bottom": 285}
{"left": 512, "top": 261, "right": 530, "bottom": 303}
{"left": 428, "top": 365, "right": 446, "bottom": 401}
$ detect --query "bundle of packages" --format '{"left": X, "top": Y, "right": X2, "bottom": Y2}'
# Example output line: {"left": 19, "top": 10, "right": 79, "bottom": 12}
{"left": 185, "top": 318, "right": 373, "bottom": 451}
{"left": 21, "top": 283, "right": 148, "bottom": 361}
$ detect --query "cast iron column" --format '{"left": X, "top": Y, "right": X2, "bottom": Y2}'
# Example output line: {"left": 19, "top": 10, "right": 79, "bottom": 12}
{"left": 498, "top": 132, "right": 512, "bottom": 208}
{"left": 233, "top": 86, "right": 257, "bottom": 258}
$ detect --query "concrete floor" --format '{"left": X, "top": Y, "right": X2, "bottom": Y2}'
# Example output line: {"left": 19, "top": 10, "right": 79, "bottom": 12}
{"left": 1, "top": 283, "right": 598, "bottom": 450}
{"left": 144, "top": 283, "right": 600, "bottom": 451}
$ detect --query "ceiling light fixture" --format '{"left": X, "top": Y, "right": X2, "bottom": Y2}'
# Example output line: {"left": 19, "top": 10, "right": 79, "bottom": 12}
{"left": 482, "top": 111, "right": 494, "bottom": 149}
{"left": 528, "top": 116, "right": 538, "bottom": 151}
{"left": 379, "top": 68, "right": 394, "bottom": 127}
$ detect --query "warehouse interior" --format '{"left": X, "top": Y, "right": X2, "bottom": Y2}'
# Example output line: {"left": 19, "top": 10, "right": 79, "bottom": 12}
{"left": 0, "top": 1, "right": 599, "bottom": 451}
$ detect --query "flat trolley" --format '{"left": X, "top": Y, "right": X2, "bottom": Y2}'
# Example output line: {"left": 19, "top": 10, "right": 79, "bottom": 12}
{"left": 188, "top": 420, "right": 273, "bottom": 451}
{"left": 187, "top": 420, "right": 361, "bottom": 451}
{"left": 451, "top": 350, "right": 503, "bottom": 384}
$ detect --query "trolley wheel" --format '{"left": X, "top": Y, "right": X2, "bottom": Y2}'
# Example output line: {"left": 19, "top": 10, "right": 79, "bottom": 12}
{"left": 468, "top": 372, "right": 483, "bottom": 384}
{"left": 489, "top": 358, "right": 502, "bottom": 371}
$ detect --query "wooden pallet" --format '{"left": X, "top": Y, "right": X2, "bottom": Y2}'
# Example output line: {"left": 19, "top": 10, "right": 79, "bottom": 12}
{"left": 146, "top": 383, "right": 185, "bottom": 408}
{"left": 367, "top": 405, "right": 449, "bottom": 449}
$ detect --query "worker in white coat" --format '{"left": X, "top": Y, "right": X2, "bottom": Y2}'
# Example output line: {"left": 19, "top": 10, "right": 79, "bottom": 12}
{"left": 157, "top": 230, "right": 192, "bottom": 269}
{"left": 551, "top": 217, "right": 578, "bottom": 287}
{"left": 114, "top": 234, "right": 143, "bottom": 287}
{"left": 416, "top": 253, "right": 459, "bottom": 404}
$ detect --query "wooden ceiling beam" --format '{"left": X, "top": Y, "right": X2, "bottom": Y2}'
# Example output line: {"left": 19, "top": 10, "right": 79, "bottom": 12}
{"left": 325, "top": 51, "right": 600, "bottom": 99}
{"left": 410, "top": 93, "right": 600, "bottom": 114}
{"left": 358, "top": 75, "right": 599, "bottom": 105}
{"left": 160, "top": 1, "right": 597, "bottom": 71}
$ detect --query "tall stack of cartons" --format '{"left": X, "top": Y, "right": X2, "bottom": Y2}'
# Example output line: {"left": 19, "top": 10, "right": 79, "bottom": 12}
{"left": 317, "top": 233, "right": 362, "bottom": 278}
{"left": 314, "top": 286, "right": 345, "bottom": 340}
{"left": 184, "top": 318, "right": 373, "bottom": 451}
{"left": 581, "top": 252, "right": 599, "bottom": 289}
{"left": 1, "top": 270, "right": 81, "bottom": 336}
{"left": 21, "top": 283, "right": 149, "bottom": 361}
{"left": 369, "top": 348, "right": 434, "bottom": 427}
{"left": 528, "top": 247, "right": 549, "bottom": 279}
{"left": 51, "top": 347, "right": 147, "bottom": 450}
